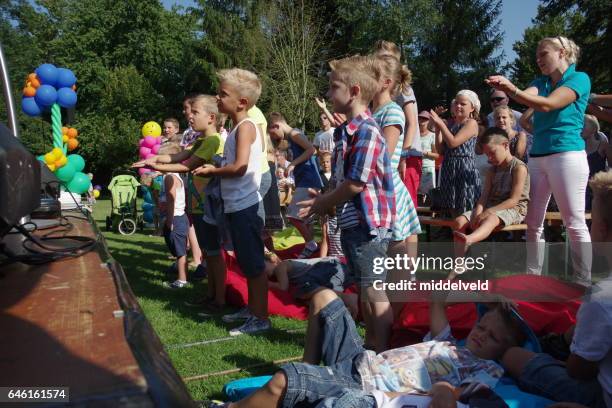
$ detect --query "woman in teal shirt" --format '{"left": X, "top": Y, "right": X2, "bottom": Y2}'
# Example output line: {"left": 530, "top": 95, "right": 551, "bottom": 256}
{"left": 486, "top": 36, "right": 591, "bottom": 284}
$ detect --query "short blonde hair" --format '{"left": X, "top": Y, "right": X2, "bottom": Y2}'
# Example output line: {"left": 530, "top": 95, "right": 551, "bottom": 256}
{"left": 163, "top": 117, "right": 179, "bottom": 129}
{"left": 329, "top": 55, "right": 380, "bottom": 104}
{"left": 374, "top": 54, "right": 412, "bottom": 98}
{"left": 268, "top": 111, "right": 286, "bottom": 124}
{"left": 217, "top": 68, "right": 262, "bottom": 108}
{"left": 374, "top": 40, "right": 401, "bottom": 60}
{"left": 589, "top": 170, "right": 612, "bottom": 225}
{"left": 583, "top": 114, "right": 600, "bottom": 134}
{"left": 539, "top": 36, "right": 581, "bottom": 65}
{"left": 493, "top": 106, "right": 516, "bottom": 127}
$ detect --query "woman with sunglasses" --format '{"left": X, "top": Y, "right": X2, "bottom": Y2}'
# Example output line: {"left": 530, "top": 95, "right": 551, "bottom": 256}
{"left": 486, "top": 36, "right": 591, "bottom": 284}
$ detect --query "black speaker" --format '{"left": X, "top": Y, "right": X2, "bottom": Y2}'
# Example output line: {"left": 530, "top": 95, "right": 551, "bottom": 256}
{"left": 0, "top": 123, "right": 41, "bottom": 237}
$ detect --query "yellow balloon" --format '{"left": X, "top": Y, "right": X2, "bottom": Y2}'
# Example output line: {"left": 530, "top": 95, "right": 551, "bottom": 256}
{"left": 141, "top": 121, "right": 162, "bottom": 137}
{"left": 57, "top": 155, "right": 68, "bottom": 167}
{"left": 62, "top": 135, "right": 69, "bottom": 143}
{"left": 47, "top": 163, "right": 56, "bottom": 172}
{"left": 93, "top": 189, "right": 100, "bottom": 198}
{"left": 44, "top": 153, "right": 55, "bottom": 164}
{"left": 51, "top": 147, "right": 63, "bottom": 159}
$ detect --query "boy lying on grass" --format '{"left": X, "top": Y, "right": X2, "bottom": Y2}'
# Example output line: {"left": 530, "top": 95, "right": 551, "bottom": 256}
{"left": 210, "top": 287, "right": 530, "bottom": 407}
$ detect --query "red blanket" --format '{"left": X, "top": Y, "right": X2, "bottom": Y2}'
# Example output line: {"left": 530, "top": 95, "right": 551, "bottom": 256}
{"left": 223, "top": 250, "right": 584, "bottom": 346}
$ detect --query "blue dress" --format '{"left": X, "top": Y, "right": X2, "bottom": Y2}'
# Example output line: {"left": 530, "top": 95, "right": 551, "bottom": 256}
{"left": 438, "top": 123, "right": 481, "bottom": 213}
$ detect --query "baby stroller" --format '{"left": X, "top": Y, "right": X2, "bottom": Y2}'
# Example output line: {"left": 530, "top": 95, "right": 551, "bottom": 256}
{"left": 105, "top": 170, "right": 143, "bottom": 235}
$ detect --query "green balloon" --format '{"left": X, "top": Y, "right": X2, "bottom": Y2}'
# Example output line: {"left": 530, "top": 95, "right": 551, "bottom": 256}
{"left": 37, "top": 155, "right": 45, "bottom": 162}
{"left": 55, "top": 162, "right": 76, "bottom": 182}
{"left": 67, "top": 171, "right": 91, "bottom": 194}
{"left": 67, "top": 154, "right": 85, "bottom": 173}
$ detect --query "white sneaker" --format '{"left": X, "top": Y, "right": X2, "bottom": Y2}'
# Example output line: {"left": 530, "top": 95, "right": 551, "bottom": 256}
{"left": 221, "top": 307, "right": 252, "bottom": 323}
{"left": 229, "top": 316, "right": 271, "bottom": 336}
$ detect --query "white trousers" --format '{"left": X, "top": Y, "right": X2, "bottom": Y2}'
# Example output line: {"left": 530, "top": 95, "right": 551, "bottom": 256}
{"left": 525, "top": 150, "right": 592, "bottom": 282}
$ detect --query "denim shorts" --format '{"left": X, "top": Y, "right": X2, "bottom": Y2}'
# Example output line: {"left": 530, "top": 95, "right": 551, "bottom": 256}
{"left": 192, "top": 215, "right": 221, "bottom": 256}
{"left": 280, "top": 298, "right": 365, "bottom": 407}
{"left": 340, "top": 224, "right": 391, "bottom": 287}
{"left": 287, "top": 258, "right": 350, "bottom": 297}
{"left": 163, "top": 214, "right": 189, "bottom": 257}
{"left": 226, "top": 202, "right": 265, "bottom": 278}
{"left": 518, "top": 353, "right": 605, "bottom": 407}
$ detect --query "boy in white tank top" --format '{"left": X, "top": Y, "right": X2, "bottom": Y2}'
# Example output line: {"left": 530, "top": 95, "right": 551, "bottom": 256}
{"left": 158, "top": 143, "right": 190, "bottom": 289}
{"left": 192, "top": 68, "right": 270, "bottom": 336}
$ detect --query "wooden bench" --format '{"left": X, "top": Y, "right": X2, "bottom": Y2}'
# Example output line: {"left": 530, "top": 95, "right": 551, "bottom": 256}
{"left": 418, "top": 215, "right": 527, "bottom": 241}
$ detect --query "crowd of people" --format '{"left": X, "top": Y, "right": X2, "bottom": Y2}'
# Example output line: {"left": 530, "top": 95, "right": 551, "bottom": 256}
{"left": 131, "top": 35, "right": 612, "bottom": 408}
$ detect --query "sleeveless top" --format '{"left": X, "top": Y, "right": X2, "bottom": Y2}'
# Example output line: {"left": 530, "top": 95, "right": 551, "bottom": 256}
{"left": 289, "top": 128, "right": 323, "bottom": 189}
{"left": 221, "top": 118, "right": 263, "bottom": 213}
{"left": 487, "top": 157, "right": 530, "bottom": 215}
{"left": 165, "top": 173, "right": 185, "bottom": 216}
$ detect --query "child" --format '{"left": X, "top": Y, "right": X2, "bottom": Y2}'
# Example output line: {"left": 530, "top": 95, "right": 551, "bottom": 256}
{"left": 430, "top": 90, "right": 482, "bottom": 217}
{"left": 268, "top": 112, "right": 323, "bottom": 258}
{"left": 317, "top": 151, "right": 343, "bottom": 259}
{"left": 583, "top": 114, "right": 610, "bottom": 210}
{"left": 298, "top": 54, "right": 395, "bottom": 353}
{"left": 500, "top": 170, "right": 612, "bottom": 407}
{"left": 418, "top": 110, "right": 439, "bottom": 196}
{"left": 161, "top": 117, "right": 181, "bottom": 145}
{"left": 133, "top": 95, "right": 226, "bottom": 308}
{"left": 492, "top": 105, "right": 530, "bottom": 162}
{"left": 191, "top": 68, "right": 270, "bottom": 336}
{"left": 217, "top": 288, "right": 528, "bottom": 408}
{"left": 452, "top": 127, "right": 529, "bottom": 266}
{"left": 158, "top": 143, "right": 189, "bottom": 289}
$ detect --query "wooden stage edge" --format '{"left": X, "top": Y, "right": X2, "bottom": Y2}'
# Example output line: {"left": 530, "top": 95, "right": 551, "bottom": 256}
{"left": 0, "top": 210, "right": 196, "bottom": 407}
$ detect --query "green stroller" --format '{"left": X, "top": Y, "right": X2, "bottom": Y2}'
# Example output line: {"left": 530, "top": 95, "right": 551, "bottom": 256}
{"left": 105, "top": 170, "right": 143, "bottom": 235}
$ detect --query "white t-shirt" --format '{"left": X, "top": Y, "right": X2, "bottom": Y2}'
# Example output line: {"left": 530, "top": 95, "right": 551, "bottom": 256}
{"left": 313, "top": 128, "right": 335, "bottom": 152}
{"left": 220, "top": 118, "right": 262, "bottom": 213}
{"left": 487, "top": 109, "right": 523, "bottom": 132}
{"left": 420, "top": 132, "right": 436, "bottom": 168}
{"left": 164, "top": 173, "right": 185, "bottom": 216}
{"left": 571, "top": 278, "right": 612, "bottom": 406}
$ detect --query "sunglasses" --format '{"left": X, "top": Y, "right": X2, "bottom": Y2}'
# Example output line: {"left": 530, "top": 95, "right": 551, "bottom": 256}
{"left": 491, "top": 97, "right": 506, "bottom": 102}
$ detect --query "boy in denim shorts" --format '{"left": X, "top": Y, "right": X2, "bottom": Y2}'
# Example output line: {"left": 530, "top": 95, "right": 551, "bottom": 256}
{"left": 299, "top": 55, "right": 395, "bottom": 353}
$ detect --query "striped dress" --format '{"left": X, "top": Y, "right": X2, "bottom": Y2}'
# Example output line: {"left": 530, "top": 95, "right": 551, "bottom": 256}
{"left": 373, "top": 102, "right": 421, "bottom": 240}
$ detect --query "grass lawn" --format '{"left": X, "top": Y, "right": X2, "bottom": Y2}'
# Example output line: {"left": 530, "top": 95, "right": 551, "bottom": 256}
{"left": 92, "top": 199, "right": 307, "bottom": 402}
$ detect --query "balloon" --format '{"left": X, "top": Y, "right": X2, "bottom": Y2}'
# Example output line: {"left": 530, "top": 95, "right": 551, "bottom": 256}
{"left": 141, "top": 121, "right": 161, "bottom": 137}
{"left": 138, "top": 168, "right": 149, "bottom": 176}
{"left": 34, "top": 85, "right": 57, "bottom": 106}
{"left": 50, "top": 147, "right": 63, "bottom": 159}
{"left": 44, "top": 153, "right": 55, "bottom": 164}
{"left": 67, "top": 138, "right": 79, "bottom": 151}
{"left": 29, "top": 76, "right": 41, "bottom": 89}
{"left": 67, "top": 154, "right": 85, "bottom": 172}
{"left": 57, "top": 155, "right": 68, "bottom": 167}
{"left": 139, "top": 146, "right": 151, "bottom": 158}
{"left": 145, "top": 153, "right": 155, "bottom": 160}
{"left": 22, "top": 97, "right": 42, "bottom": 116}
{"left": 93, "top": 189, "right": 100, "bottom": 198}
{"left": 138, "top": 138, "right": 146, "bottom": 147}
{"left": 152, "top": 144, "right": 160, "bottom": 154}
{"left": 67, "top": 172, "right": 91, "bottom": 194}
{"left": 143, "top": 135, "right": 156, "bottom": 148}
{"left": 36, "top": 64, "right": 58, "bottom": 86}
{"left": 67, "top": 128, "right": 78, "bottom": 138}
{"left": 37, "top": 155, "right": 45, "bottom": 162}
{"left": 62, "top": 126, "right": 69, "bottom": 134}
{"left": 94, "top": 185, "right": 102, "bottom": 191}
{"left": 57, "top": 87, "right": 77, "bottom": 108}
{"left": 155, "top": 137, "right": 162, "bottom": 144}
{"left": 47, "top": 163, "right": 56, "bottom": 172}
{"left": 23, "top": 86, "right": 36, "bottom": 97}
{"left": 56, "top": 68, "right": 76, "bottom": 88}
{"left": 55, "top": 162, "right": 76, "bottom": 182}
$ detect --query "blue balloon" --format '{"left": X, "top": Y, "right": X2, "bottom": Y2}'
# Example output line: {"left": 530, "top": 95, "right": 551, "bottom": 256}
{"left": 22, "top": 97, "right": 42, "bottom": 116}
{"left": 35, "top": 63, "right": 58, "bottom": 86}
{"left": 57, "top": 87, "right": 77, "bottom": 108}
{"left": 67, "top": 154, "right": 85, "bottom": 172}
{"left": 56, "top": 68, "right": 76, "bottom": 88}
{"left": 34, "top": 85, "right": 57, "bottom": 106}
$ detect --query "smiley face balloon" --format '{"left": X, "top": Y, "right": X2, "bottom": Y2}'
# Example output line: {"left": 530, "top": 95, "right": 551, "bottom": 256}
{"left": 141, "top": 121, "right": 162, "bottom": 138}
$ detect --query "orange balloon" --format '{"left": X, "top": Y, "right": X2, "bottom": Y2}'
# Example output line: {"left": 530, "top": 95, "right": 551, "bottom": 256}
{"left": 27, "top": 73, "right": 37, "bottom": 81}
{"left": 72, "top": 84, "right": 77, "bottom": 91}
{"left": 30, "top": 77, "right": 40, "bottom": 88}
{"left": 23, "top": 86, "right": 36, "bottom": 97}
{"left": 67, "top": 138, "right": 79, "bottom": 151}
{"left": 67, "top": 128, "right": 78, "bottom": 138}
{"left": 62, "top": 126, "right": 69, "bottom": 135}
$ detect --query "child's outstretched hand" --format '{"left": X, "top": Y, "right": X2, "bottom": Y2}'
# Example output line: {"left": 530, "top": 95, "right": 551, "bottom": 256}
{"left": 429, "top": 110, "right": 445, "bottom": 129}
{"left": 314, "top": 97, "right": 327, "bottom": 110}
{"left": 297, "top": 188, "right": 323, "bottom": 218}
{"left": 192, "top": 164, "right": 215, "bottom": 177}
{"left": 485, "top": 75, "right": 517, "bottom": 95}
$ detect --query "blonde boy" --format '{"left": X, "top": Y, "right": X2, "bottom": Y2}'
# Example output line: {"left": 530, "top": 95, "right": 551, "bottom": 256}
{"left": 299, "top": 55, "right": 395, "bottom": 352}
{"left": 192, "top": 68, "right": 270, "bottom": 336}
